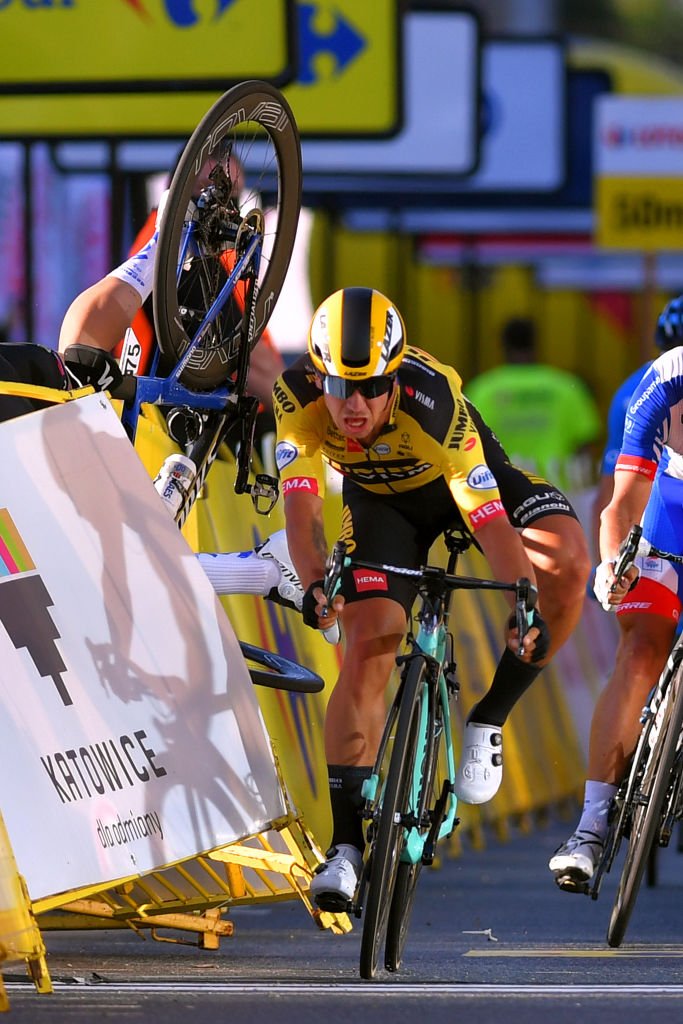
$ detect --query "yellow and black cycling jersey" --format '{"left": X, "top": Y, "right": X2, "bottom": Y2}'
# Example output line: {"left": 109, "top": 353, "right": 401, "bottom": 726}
{"left": 273, "top": 347, "right": 507, "bottom": 534}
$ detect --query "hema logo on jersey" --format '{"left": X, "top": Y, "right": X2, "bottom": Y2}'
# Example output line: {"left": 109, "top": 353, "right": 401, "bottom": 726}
{"left": 353, "top": 569, "right": 389, "bottom": 593}
{"left": 275, "top": 442, "right": 299, "bottom": 471}
{"left": 467, "top": 464, "right": 497, "bottom": 490}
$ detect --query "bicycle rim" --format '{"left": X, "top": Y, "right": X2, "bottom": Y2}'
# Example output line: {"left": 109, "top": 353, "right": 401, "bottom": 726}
{"left": 359, "top": 660, "right": 424, "bottom": 980}
{"left": 607, "top": 663, "right": 683, "bottom": 947}
{"left": 385, "top": 663, "right": 440, "bottom": 972}
{"left": 154, "top": 80, "right": 302, "bottom": 389}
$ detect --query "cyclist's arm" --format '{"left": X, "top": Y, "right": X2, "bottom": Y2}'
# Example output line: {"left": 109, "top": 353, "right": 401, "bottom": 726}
{"left": 59, "top": 276, "right": 142, "bottom": 355}
{"left": 475, "top": 517, "right": 538, "bottom": 596}
{"left": 283, "top": 490, "right": 328, "bottom": 590}
{"left": 283, "top": 490, "right": 343, "bottom": 630}
{"left": 599, "top": 470, "right": 652, "bottom": 564}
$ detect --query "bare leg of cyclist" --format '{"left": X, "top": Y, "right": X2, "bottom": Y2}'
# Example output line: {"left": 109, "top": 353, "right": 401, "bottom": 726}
{"left": 587, "top": 612, "right": 674, "bottom": 784}
{"left": 324, "top": 597, "right": 405, "bottom": 767}
{"left": 310, "top": 597, "right": 405, "bottom": 911}
{"left": 550, "top": 609, "right": 675, "bottom": 891}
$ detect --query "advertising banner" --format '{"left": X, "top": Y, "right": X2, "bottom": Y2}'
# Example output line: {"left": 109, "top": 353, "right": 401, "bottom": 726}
{"left": 0, "top": 0, "right": 399, "bottom": 138}
{"left": 594, "top": 95, "right": 683, "bottom": 250}
{"left": 0, "top": 395, "right": 285, "bottom": 900}
{"left": 0, "top": 0, "right": 294, "bottom": 92}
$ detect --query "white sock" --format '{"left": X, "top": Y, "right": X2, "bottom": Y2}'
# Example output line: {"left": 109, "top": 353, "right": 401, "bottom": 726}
{"left": 108, "top": 232, "right": 158, "bottom": 302}
{"left": 197, "top": 551, "right": 279, "bottom": 596}
{"left": 576, "top": 779, "right": 618, "bottom": 840}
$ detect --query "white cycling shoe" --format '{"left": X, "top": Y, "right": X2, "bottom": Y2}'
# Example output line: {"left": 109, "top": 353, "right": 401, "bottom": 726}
{"left": 255, "top": 530, "right": 304, "bottom": 611}
{"left": 549, "top": 830, "right": 604, "bottom": 893}
{"left": 454, "top": 722, "right": 503, "bottom": 804}
{"left": 309, "top": 844, "right": 362, "bottom": 912}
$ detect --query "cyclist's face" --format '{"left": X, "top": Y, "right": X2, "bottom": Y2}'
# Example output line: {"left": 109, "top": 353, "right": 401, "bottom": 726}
{"left": 323, "top": 384, "right": 396, "bottom": 444}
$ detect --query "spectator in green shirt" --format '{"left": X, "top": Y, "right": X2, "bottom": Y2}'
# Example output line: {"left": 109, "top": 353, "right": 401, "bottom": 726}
{"left": 465, "top": 317, "right": 601, "bottom": 492}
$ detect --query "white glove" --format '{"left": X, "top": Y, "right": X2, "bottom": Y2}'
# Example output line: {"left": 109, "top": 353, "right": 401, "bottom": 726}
{"left": 594, "top": 559, "right": 617, "bottom": 612}
{"left": 594, "top": 558, "right": 640, "bottom": 612}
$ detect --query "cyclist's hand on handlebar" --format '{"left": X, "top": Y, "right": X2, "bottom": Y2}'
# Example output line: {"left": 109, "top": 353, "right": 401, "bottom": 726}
{"left": 594, "top": 558, "right": 639, "bottom": 612}
{"left": 506, "top": 608, "right": 550, "bottom": 664}
{"left": 302, "top": 579, "right": 345, "bottom": 632}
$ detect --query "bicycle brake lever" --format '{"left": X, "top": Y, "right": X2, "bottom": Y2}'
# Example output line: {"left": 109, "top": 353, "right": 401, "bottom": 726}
{"left": 514, "top": 577, "right": 533, "bottom": 657}
{"left": 612, "top": 524, "right": 643, "bottom": 589}
{"left": 319, "top": 541, "right": 347, "bottom": 644}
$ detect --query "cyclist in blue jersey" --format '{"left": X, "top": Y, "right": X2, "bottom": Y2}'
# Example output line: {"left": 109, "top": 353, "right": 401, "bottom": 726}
{"left": 551, "top": 294, "right": 683, "bottom": 891}
{"left": 589, "top": 296, "right": 683, "bottom": 557}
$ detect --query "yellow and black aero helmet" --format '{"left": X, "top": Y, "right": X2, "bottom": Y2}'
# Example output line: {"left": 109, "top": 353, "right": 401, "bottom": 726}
{"left": 308, "top": 287, "right": 406, "bottom": 399}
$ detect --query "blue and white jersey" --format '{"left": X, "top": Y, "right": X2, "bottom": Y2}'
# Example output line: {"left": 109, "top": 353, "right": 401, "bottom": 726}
{"left": 600, "top": 362, "right": 651, "bottom": 475}
{"left": 619, "top": 347, "right": 683, "bottom": 482}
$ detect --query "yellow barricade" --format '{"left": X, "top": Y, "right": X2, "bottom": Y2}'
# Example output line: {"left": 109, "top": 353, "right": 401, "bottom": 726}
{"left": 0, "top": 811, "right": 51, "bottom": 1005}
{"left": 1, "top": 402, "right": 603, "bottom": 1002}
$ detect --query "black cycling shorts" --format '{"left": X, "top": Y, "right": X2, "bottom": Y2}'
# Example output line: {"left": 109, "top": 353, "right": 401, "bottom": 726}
{"left": 339, "top": 467, "right": 578, "bottom": 614}
{"left": 0, "top": 344, "right": 67, "bottom": 423}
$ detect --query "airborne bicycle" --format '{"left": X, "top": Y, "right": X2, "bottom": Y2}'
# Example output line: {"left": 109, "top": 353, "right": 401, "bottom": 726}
{"left": 589, "top": 523, "right": 683, "bottom": 946}
{"left": 0, "top": 80, "right": 312, "bottom": 692}
{"left": 322, "top": 531, "right": 538, "bottom": 979}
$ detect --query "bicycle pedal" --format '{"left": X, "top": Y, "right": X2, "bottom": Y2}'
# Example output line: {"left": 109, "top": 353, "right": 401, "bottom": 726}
{"left": 248, "top": 473, "right": 279, "bottom": 515}
{"left": 552, "top": 870, "right": 590, "bottom": 895}
{"left": 312, "top": 893, "right": 353, "bottom": 914}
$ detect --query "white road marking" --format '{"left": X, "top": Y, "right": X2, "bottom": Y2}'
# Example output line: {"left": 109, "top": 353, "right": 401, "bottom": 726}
{"left": 6, "top": 982, "right": 683, "bottom": 996}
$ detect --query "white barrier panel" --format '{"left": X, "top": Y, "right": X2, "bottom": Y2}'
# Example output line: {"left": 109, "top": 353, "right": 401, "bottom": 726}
{"left": 0, "top": 394, "right": 286, "bottom": 900}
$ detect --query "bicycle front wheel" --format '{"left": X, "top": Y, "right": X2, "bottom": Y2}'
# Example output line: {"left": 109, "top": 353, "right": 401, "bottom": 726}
{"left": 385, "top": 662, "right": 445, "bottom": 972}
{"left": 360, "top": 657, "right": 426, "bottom": 980}
{"left": 607, "top": 661, "right": 683, "bottom": 947}
{"left": 154, "top": 80, "right": 302, "bottom": 389}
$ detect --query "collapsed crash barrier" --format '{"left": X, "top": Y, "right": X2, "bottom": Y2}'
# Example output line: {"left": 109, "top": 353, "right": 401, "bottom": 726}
{"left": 0, "top": 402, "right": 615, "bottom": 1003}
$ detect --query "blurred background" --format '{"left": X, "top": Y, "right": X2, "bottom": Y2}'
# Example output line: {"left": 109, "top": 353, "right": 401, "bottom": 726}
{"left": 1, "top": 0, "right": 682, "bottom": 448}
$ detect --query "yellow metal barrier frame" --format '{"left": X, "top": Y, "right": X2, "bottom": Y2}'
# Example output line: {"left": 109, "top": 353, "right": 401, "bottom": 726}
{"left": 0, "top": 382, "right": 350, "bottom": 1008}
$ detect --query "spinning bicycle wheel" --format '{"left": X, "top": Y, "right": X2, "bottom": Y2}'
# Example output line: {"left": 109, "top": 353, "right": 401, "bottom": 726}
{"left": 154, "top": 80, "right": 302, "bottom": 389}
{"left": 384, "top": 660, "right": 443, "bottom": 973}
{"left": 607, "top": 663, "right": 683, "bottom": 947}
{"left": 360, "top": 659, "right": 424, "bottom": 980}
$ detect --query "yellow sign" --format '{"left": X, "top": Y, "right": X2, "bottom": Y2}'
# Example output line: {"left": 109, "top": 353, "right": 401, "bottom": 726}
{"left": 283, "top": 0, "right": 401, "bottom": 136}
{"left": 596, "top": 177, "right": 683, "bottom": 251}
{"left": 0, "top": 0, "right": 399, "bottom": 137}
{"left": 0, "top": 0, "right": 294, "bottom": 92}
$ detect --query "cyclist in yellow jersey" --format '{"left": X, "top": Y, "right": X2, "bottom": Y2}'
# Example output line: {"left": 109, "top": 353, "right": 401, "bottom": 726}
{"left": 273, "top": 287, "right": 560, "bottom": 911}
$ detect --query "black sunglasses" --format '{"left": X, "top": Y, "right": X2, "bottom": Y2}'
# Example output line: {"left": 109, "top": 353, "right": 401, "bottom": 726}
{"left": 322, "top": 374, "right": 396, "bottom": 400}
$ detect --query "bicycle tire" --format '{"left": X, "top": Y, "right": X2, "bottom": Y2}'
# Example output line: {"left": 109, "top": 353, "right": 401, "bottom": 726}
{"left": 359, "top": 658, "right": 425, "bottom": 980}
{"left": 385, "top": 662, "right": 441, "bottom": 972}
{"left": 607, "top": 661, "right": 683, "bottom": 947}
{"left": 154, "top": 80, "right": 302, "bottom": 389}
{"left": 239, "top": 642, "right": 324, "bottom": 694}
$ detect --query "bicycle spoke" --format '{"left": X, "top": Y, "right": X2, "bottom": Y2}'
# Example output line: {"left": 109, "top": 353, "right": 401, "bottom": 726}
{"left": 154, "top": 81, "right": 302, "bottom": 389}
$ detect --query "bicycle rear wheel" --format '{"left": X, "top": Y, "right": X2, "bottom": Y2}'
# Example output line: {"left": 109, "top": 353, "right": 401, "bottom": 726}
{"left": 154, "top": 80, "right": 302, "bottom": 389}
{"left": 359, "top": 657, "right": 426, "bottom": 980}
{"left": 607, "top": 661, "right": 683, "bottom": 947}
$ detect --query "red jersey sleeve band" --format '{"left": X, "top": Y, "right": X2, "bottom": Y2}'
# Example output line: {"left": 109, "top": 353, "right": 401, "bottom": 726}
{"left": 468, "top": 499, "right": 507, "bottom": 530}
{"left": 615, "top": 455, "right": 657, "bottom": 480}
{"left": 282, "top": 477, "right": 320, "bottom": 497}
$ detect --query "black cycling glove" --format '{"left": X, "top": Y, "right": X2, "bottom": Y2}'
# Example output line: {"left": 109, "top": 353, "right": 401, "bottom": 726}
{"left": 528, "top": 609, "right": 550, "bottom": 663}
{"left": 509, "top": 607, "right": 550, "bottom": 663}
{"left": 302, "top": 579, "right": 325, "bottom": 630}
{"left": 63, "top": 343, "right": 124, "bottom": 394}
